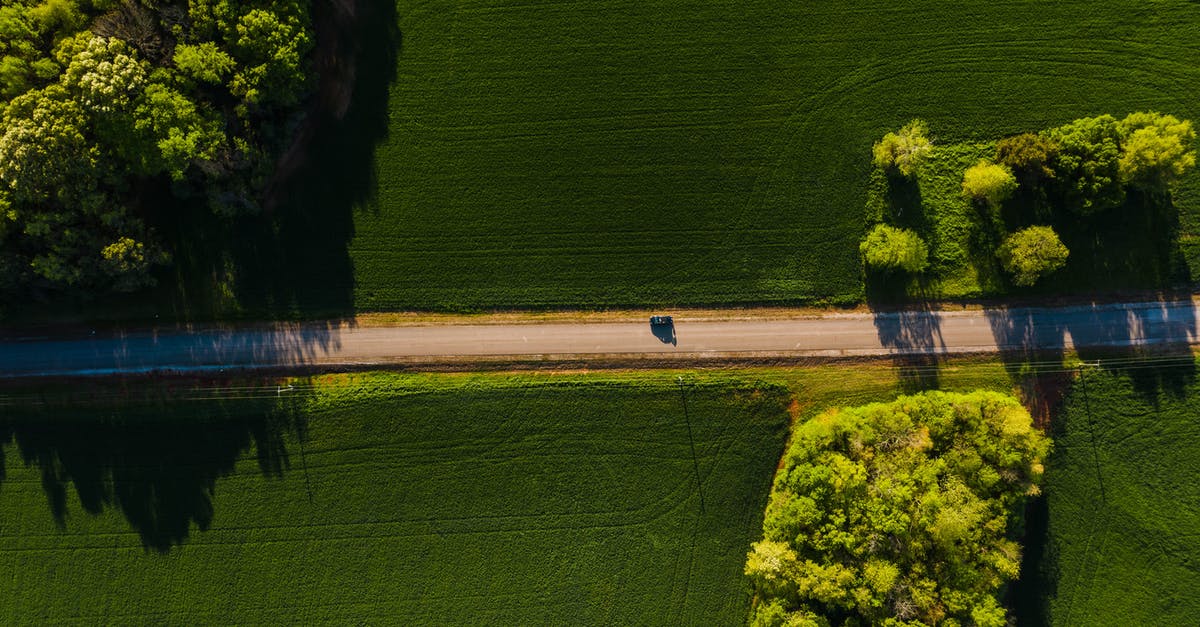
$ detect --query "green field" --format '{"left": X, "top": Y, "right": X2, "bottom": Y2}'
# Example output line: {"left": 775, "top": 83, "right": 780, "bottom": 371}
{"left": 0, "top": 374, "right": 788, "bottom": 624}
{"left": 1014, "top": 360, "right": 1200, "bottom": 625}
{"left": 341, "top": 0, "right": 1200, "bottom": 310}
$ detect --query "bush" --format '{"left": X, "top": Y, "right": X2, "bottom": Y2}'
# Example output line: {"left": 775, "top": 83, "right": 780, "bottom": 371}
{"left": 859, "top": 224, "right": 928, "bottom": 274}
{"left": 872, "top": 119, "right": 932, "bottom": 177}
{"left": 998, "top": 225, "right": 1069, "bottom": 286}
{"left": 995, "top": 132, "right": 1058, "bottom": 183}
{"left": 1117, "top": 111, "right": 1196, "bottom": 186}
{"left": 961, "top": 160, "right": 1017, "bottom": 206}
{"left": 745, "top": 391, "right": 1050, "bottom": 626}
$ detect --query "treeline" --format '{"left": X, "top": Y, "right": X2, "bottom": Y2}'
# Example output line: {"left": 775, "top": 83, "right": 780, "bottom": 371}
{"left": 745, "top": 391, "right": 1050, "bottom": 627}
{"left": 0, "top": 0, "right": 313, "bottom": 296}
{"left": 863, "top": 112, "right": 1196, "bottom": 286}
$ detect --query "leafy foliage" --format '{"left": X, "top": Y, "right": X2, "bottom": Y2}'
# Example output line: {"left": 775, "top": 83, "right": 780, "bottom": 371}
{"left": 860, "top": 224, "right": 929, "bottom": 274}
{"left": 873, "top": 120, "right": 933, "bottom": 178}
{"left": 746, "top": 391, "right": 1050, "bottom": 627}
{"left": 1044, "top": 114, "right": 1126, "bottom": 214}
{"left": 997, "top": 226, "right": 1069, "bottom": 287}
{"left": 0, "top": 0, "right": 313, "bottom": 296}
{"left": 1116, "top": 111, "right": 1196, "bottom": 186}
{"left": 994, "top": 133, "right": 1058, "bottom": 185}
{"left": 961, "top": 161, "right": 1016, "bottom": 207}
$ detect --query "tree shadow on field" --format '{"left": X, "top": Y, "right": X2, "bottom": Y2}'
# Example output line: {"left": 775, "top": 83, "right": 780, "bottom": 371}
{"left": 1035, "top": 187, "right": 1191, "bottom": 296}
{"left": 153, "top": 0, "right": 402, "bottom": 321}
{"left": 0, "top": 382, "right": 311, "bottom": 552}
{"left": 1007, "top": 494, "right": 1057, "bottom": 627}
{"left": 868, "top": 280, "right": 944, "bottom": 393}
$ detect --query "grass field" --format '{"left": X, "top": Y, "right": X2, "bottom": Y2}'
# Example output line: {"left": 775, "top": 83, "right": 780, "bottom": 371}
{"left": 0, "top": 374, "right": 790, "bottom": 624}
{"left": 1013, "top": 359, "right": 1200, "bottom": 626}
{"left": 340, "top": 0, "right": 1200, "bottom": 311}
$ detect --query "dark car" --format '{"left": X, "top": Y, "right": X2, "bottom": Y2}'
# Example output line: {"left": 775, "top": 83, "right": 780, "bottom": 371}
{"left": 649, "top": 315, "right": 673, "bottom": 326}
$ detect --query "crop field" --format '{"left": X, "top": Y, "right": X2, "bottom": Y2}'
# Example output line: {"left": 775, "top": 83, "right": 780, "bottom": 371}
{"left": 1014, "top": 360, "right": 1200, "bottom": 625}
{"left": 342, "top": 0, "right": 1200, "bottom": 310}
{"left": 0, "top": 374, "right": 788, "bottom": 624}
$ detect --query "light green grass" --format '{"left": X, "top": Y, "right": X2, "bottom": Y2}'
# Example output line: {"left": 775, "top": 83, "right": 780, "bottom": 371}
{"left": 1014, "top": 361, "right": 1200, "bottom": 625}
{"left": 347, "top": 0, "right": 1200, "bottom": 310}
{"left": 0, "top": 373, "right": 789, "bottom": 624}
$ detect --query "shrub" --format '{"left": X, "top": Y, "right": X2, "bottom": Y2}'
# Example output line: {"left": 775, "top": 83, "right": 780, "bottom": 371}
{"left": 745, "top": 391, "right": 1050, "bottom": 626}
{"left": 1117, "top": 111, "right": 1196, "bottom": 185}
{"left": 998, "top": 225, "right": 1069, "bottom": 286}
{"left": 859, "top": 224, "right": 928, "bottom": 274}
{"left": 872, "top": 119, "right": 932, "bottom": 177}
{"left": 961, "top": 160, "right": 1017, "bottom": 206}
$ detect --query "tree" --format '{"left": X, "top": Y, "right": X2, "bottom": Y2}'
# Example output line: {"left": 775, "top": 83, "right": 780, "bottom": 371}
{"left": 172, "top": 42, "right": 236, "bottom": 86}
{"left": 994, "top": 132, "right": 1058, "bottom": 184}
{"left": 872, "top": 119, "right": 933, "bottom": 177}
{"left": 1044, "top": 114, "right": 1124, "bottom": 214}
{"left": 997, "top": 225, "right": 1069, "bottom": 286}
{"left": 745, "top": 391, "right": 1050, "bottom": 627}
{"left": 961, "top": 160, "right": 1017, "bottom": 207}
{"left": 1117, "top": 111, "right": 1196, "bottom": 186}
{"left": 860, "top": 224, "right": 928, "bottom": 274}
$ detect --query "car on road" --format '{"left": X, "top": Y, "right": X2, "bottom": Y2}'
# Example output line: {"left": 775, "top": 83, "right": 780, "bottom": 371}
{"left": 649, "top": 315, "right": 673, "bottom": 326}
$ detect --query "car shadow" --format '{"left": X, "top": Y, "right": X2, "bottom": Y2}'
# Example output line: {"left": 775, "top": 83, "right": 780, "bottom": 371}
{"left": 651, "top": 323, "right": 677, "bottom": 346}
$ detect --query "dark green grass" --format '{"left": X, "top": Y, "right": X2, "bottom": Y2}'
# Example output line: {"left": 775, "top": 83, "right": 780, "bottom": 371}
{"left": 0, "top": 374, "right": 788, "bottom": 624}
{"left": 344, "top": 0, "right": 1200, "bottom": 310}
{"left": 1013, "top": 361, "right": 1200, "bottom": 625}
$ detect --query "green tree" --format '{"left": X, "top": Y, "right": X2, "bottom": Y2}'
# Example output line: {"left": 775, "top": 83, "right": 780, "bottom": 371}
{"left": 1117, "top": 111, "right": 1196, "bottom": 186}
{"left": 994, "top": 132, "right": 1058, "bottom": 184}
{"left": 859, "top": 224, "right": 928, "bottom": 274}
{"left": 173, "top": 42, "right": 236, "bottom": 86}
{"left": 1044, "top": 114, "right": 1124, "bottom": 214}
{"left": 872, "top": 119, "right": 932, "bottom": 177}
{"left": 997, "top": 225, "right": 1069, "bottom": 287}
{"left": 229, "top": 7, "right": 313, "bottom": 109}
{"left": 745, "top": 391, "right": 1050, "bottom": 626}
{"left": 0, "top": 0, "right": 315, "bottom": 298}
{"left": 961, "top": 160, "right": 1017, "bottom": 207}
{"left": 0, "top": 84, "right": 95, "bottom": 203}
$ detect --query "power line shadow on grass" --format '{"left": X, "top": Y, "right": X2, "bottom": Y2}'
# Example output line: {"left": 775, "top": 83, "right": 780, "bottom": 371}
{"left": 152, "top": 0, "right": 402, "bottom": 322}
{"left": 0, "top": 382, "right": 311, "bottom": 553}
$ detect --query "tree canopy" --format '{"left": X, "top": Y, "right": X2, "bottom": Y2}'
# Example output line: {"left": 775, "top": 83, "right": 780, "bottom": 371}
{"left": 746, "top": 391, "right": 1050, "bottom": 627}
{"left": 961, "top": 161, "right": 1016, "bottom": 207}
{"left": 873, "top": 120, "right": 933, "bottom": 178}
{"left": 0, "top": 0, "right": 313, "bottom": 297}
{"left": 1043, "top": 114, "right": 1125, "bottom": 215}
{"left": 860, "top": 224, "right": 929, "bottom": 274}
{"left": 997, "top": 226, "right": 1069, "bottom": 287}
{"left": 994, "top": 132, "right": 1057, "bottom": 185}
{"left": 1116, "top": 112, "right": 1196, "bottom": 186}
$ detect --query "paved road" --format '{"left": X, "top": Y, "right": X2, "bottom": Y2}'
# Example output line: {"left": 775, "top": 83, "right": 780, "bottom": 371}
{"left": 2, "top": 300, "right": 1197, "bottom": 377}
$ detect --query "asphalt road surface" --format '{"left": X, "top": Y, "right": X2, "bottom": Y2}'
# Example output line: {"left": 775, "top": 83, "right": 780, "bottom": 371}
{"left": 2, "top": 300, "right": 1197, "bottom": 377}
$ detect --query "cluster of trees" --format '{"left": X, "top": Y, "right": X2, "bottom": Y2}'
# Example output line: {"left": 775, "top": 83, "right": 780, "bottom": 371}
{"left": 745, "top": 391, "right": 1050, "bottom": 627}
{"left": 972, "top": 112, "right": 1194, "bottom": 285}
{"left": 0, "top": 0, "right": 314, "bottom": 297}
{"left": 862, "top": 112, "right": 1196, "bottom": 287}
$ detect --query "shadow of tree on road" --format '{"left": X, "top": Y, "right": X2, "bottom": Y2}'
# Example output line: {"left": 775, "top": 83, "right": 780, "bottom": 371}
{"left": 869, "top": 280, "right": 945, "bottom": 392}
